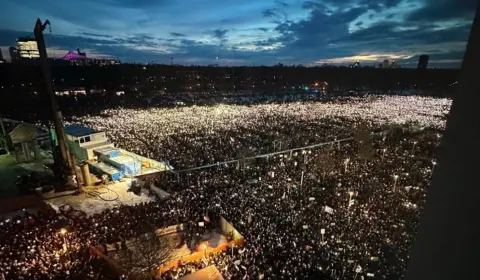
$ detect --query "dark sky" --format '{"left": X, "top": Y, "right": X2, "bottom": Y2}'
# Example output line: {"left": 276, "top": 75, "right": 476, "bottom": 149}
{"left": 0, "top": 0, "right": 476, "bottom": 67}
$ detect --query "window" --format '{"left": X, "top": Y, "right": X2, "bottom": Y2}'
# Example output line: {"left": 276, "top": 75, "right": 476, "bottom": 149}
{"left": 84, "top": 136, "right": 91, "bottom": 142}
{"left": 79, "top": 138, "right": 85, "bottom": 144}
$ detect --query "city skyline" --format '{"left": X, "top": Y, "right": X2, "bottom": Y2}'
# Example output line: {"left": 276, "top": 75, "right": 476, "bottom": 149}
{"left": 0, "top": 0, "right": 476, "bottom": 67}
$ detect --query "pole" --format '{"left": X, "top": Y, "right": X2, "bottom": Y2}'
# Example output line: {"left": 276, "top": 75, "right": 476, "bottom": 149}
{"left": 0, "top": 116, "right": 9, "bottom": 155}
{"left": 34, "top": 19, "right": 75, "bottom": 186}
{"left": 348, "top": 191, "right": 353, "bottom": 209}
{"left": 300, "top": 171, "right": 304, "bottom": 187}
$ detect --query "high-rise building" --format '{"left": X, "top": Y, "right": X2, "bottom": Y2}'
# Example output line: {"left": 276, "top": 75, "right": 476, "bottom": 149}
{"left": 9, "top": 47, "right": 18, "bottom": 61}
{"left": 417, "top": 54, "right": 429, "bottom": 69}
{"left": 16, "top": 37, "right": 40, "bottom": 59}
{"left": 390, "top": 60, "right": 399, "bottom": 68}
{"left": 0, "top": 48, "right": 3, "bottom": 60}
{"left": 383, "top": 59, "right": 389, "bottom": 69}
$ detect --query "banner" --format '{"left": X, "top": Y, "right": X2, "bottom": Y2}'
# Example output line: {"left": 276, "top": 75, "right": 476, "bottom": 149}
{"left": 324, "top": 205, "right": 334, "bottom": 214}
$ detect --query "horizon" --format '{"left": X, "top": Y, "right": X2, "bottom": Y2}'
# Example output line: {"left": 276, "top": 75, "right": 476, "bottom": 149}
{"left": 0, "top": 0, "right": 476, "bottom": 68}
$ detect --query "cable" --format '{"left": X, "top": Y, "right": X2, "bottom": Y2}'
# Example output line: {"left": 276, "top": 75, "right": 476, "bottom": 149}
{"left": 97, "top": 186, "right": 119, "bottom": 202}
{"left": 84, "top": 185, "right": 119, "bottom": 202}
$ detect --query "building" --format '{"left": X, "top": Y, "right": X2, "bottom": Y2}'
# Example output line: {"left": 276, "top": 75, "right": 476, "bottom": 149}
{"left": 61, "top": 49, "right": 120, "bottom": 66}
{"left": 417, "top": 54, "right": 429, "bottom": 69}
{"left": 390, "top": 60, "right": 399, "bottom": 68}
{"left": 382, "top": 59, "right": 390, "bottom": 69}
{"left": 55, "top": 87, "right": 87, "bottom": 96}
{"left": 16, "top": 37, "right": 40, "bottom": 59}
{"left": 0, "top": 48, "right": 3, "bottom": 60}
{"left": 63, "top": 124, "right": 113, "bottom": 161}
{"left": 9, "top": 47, "right": 18, "bottom": 61}
{"left": 62, "top": 50, "right": 87, "bottom": 61}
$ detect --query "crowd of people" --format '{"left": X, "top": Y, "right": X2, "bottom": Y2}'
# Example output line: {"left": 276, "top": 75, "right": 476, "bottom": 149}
{"left": 70, "top": 95, "right": 449, "bottom": 169}
{"left": 1, "top": 95, "right": 449, "bottom": 279}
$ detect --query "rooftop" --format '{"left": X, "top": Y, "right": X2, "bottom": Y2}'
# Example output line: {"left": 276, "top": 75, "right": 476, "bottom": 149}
{"left": 17, "top": 37, "right": 36, "bottom": 42}
{"left": 64, "top": 124, "right": 97, "bottom": 137}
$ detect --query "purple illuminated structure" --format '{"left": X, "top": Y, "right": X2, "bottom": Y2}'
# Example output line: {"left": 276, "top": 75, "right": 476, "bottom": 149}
{"left": 62, "top": 50, "right": 87, "bottom": 61}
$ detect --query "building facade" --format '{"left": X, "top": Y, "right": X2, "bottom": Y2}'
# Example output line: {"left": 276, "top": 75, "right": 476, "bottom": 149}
{"left": 16, "top": 37, "right": 40, "bottom": 59}
{"left": 9, "top": 47, "right": 18, "bottom": 61}
{"left": 417, "top": 55, "right": 429, "bottom": 69}
{"left": 382, "top": 59, "right": 390, "bottom": 69}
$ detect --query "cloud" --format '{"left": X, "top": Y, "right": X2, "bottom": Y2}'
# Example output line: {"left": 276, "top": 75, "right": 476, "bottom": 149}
{"left": 213, "top": 29, "right": 228, "bottom": 40}
{"left": 78, "top": 32, "right": 113, "bottom": 38}
{"left": 315, "top": 53, "right": 414, "bottom": 64}
{"left": 407, "top": 0, "right": 477, "bottom": 22}
{"left": 262, "top": 9, "right": 278, "bottom": 18}
{"left": 170, "top": 32, "right": 186, "bottom": 37}
{"left": 274, "top": 0, "right": 288, "bottom": 8}
{"left": 0, "top": 0, "right": 476, "bottom": 67}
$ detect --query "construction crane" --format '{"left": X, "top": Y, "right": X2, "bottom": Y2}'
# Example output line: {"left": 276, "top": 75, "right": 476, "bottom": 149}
{"left": 34, "top": 18, "right": 76, "bottom": 188}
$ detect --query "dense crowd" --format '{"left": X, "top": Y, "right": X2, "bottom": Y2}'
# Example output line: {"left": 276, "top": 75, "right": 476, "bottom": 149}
{"left": 1, "top": 95, "right": 449, "bottom": 279}
{"left": 70, "top": 95, "right": 449, "bottom": 169}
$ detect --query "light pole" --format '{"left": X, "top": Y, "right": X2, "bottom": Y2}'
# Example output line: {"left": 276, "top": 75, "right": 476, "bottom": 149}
{"left": 201, "top": 243, "right": 207, "bottom": 259}
{"left": 60, "top": 228, "right": 68, "bottom": 253}
{"left": 412, "top": 141, "right": 417, "bottom": 153}
{"left": 348, "top": 191, "right": 354, "bottom": 209}
{"left": 431, "top": 160, "right": 437, "bottom": 175}
{"left": 0, "top": 116, "right": 10, "bottom": 155}
{"left": 344, "top": 158, "right": 350, "bottom": 173}
{"left": 393, "top": 175, "right": 399, "bottom": 191}
{"left": 382, "top": 148, "right": 387, "bottom": 161}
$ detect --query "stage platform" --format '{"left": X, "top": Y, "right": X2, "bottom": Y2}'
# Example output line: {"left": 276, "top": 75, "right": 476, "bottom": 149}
{"left": 45, "top": 179, "right": 156, "bottom": 216}
{"left": 117, "top": 148, "right": 174, "bottom": 174}
{"left": 106, "top": 227, "right": 229, "bottom": 263}
{"left": 94, "top": 217, "right": 244, "bottom": 277}
{"left": 179, "top": 266, "right": 224, "bottom": 280}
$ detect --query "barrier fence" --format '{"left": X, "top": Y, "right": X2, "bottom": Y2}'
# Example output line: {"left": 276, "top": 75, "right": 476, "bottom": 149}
{"left": 174, "top": 136, "right": 355, "bottom": 174}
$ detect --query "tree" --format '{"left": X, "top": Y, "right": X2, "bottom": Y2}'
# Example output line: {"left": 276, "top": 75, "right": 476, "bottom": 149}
{"left": 114, "top": 232, "right": 175, "bottom": 280}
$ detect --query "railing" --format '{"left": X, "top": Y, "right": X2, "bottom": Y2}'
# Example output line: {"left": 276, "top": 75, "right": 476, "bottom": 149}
{"left": 175, "top": 136, "right": 355, "bottom": 173}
